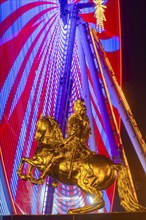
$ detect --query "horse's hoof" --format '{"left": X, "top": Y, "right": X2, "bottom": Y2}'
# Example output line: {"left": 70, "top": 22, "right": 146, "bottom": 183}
{"left": 52, "top": 181, "right": 58, "bottom": 188}
{"left": 19, "top": 175, "right": 28, "bottom": 180}
{"left": 67, "top": 210, "right": 74, "bottom": 214}
{"left": 30, "top": 178, "right": 38, "bottom": 184}
{"left": 30, "top": 178, "right": 44, "bottom": 185}
{"left": 17, "top": 171, "right": 20, "bottom": 176}
{"left": 17, "top": 169, "right": 22, "bottom": 175}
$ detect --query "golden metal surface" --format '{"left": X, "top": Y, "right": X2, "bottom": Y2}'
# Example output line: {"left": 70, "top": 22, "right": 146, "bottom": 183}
{"left": 17, "top": 99, "right": 146, "bottom": 213}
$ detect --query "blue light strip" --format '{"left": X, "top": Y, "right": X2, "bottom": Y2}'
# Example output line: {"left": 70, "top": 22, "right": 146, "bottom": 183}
{"left": 8, "top": 16, "right": 58, "bottom": 119}
{"left": 100, "top": 36, "right": 120, "bottom": 52}
{"left": 1, "top": 22, "right": 45, "bottom": 120}
{"left": 1, "top": 3, "right": 58, "bottom": 44}
{"left": 10, "top": 31, "right": 53, "bottom": 199}
{"left": 91, "top": 101, "right": 112, "bottom": 157}
{"left": 0, "top": 161, "right": 13, "bottom": 215}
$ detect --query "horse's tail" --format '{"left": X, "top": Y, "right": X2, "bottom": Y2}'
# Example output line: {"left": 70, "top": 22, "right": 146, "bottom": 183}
{"left": 114, "top": 164, "right": 146, "bottom": 212}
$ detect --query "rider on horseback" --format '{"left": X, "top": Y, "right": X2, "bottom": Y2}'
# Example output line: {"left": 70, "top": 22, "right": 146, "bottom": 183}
{"left": 64, "top": 99, "right": 95, "bottom": 179}
{"left": 65, "top": 99, "right": 91, "bottom": 156}
{"left": 17, "top": 101, "right": 146, "bottom": 213}
{"left": 21, "top": 99, "right": 94, "bottom": 185}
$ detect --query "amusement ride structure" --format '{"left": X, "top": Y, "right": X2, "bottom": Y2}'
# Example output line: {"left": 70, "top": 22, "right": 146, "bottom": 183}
{"left": 0, "top": 0, "right": 146, "bottom": 215}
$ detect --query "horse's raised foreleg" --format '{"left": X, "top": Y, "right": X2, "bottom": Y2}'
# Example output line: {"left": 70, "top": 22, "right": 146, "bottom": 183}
{"left": 17, "top": 157, "right": 32, "bottom": 180}
{"left": 17, "top": 157, "right": 39, "bottom": 181}
{"left": 29, "top": 154, "right": 58, "bottom": 185}
{"left": 30, "top": 162, "right": 53, "bottom": 184}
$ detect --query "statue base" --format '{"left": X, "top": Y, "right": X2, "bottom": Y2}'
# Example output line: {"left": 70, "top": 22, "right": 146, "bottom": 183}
{"left": 3, "top": 212, "right": 146, "bottom": 220}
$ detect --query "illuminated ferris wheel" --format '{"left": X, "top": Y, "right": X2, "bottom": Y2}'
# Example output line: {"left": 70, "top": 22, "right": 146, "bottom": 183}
{"left": 0, "top": 0, "right": 145, "bottom": 215}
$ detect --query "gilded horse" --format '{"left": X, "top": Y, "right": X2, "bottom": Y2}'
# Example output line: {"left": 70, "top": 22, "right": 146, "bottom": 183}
{"left": 17, "top": 115, "right": 146, "bottom": 214}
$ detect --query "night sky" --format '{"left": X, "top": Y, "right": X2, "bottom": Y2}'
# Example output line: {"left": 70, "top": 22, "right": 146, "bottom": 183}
{"left": 120, "top": 0, "right": 146, "bottom": 138}
{"left": 120, "top": 0, "right": 146, "bottom": 207}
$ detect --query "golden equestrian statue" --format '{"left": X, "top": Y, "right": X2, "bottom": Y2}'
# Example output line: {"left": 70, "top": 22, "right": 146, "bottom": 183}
{"left": 17, "top": 99, "right": 146, "bottom": 214}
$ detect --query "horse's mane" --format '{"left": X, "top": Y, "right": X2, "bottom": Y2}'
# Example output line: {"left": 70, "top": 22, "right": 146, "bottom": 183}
{"left": 41, "top": 116, "right": 63, "bottom": 141}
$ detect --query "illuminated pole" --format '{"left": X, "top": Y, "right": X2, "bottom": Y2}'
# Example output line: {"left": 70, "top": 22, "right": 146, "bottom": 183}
{"left": 44, "top": 5, "right": 79, "bottom": 214}
{"left": 91, "top": 30, "right": 146, "bottom": 173}
{"left": 76, "top": 27, "right": 97, "bottom": 152}
{"left": 55, "top": 4, "right": 79, "bottom": 134}
{"left": 78, "top": 20, "right": 121, "bottom": 162}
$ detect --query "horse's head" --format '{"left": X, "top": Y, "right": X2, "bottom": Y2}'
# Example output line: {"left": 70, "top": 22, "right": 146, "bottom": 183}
{"left": 34, "top": 114, "right": 63, "bottom": 145}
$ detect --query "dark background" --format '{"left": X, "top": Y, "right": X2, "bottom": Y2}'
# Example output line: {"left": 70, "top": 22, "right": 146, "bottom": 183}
{"left": 119, "top": 0, "right": 146, "bottom": 208}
